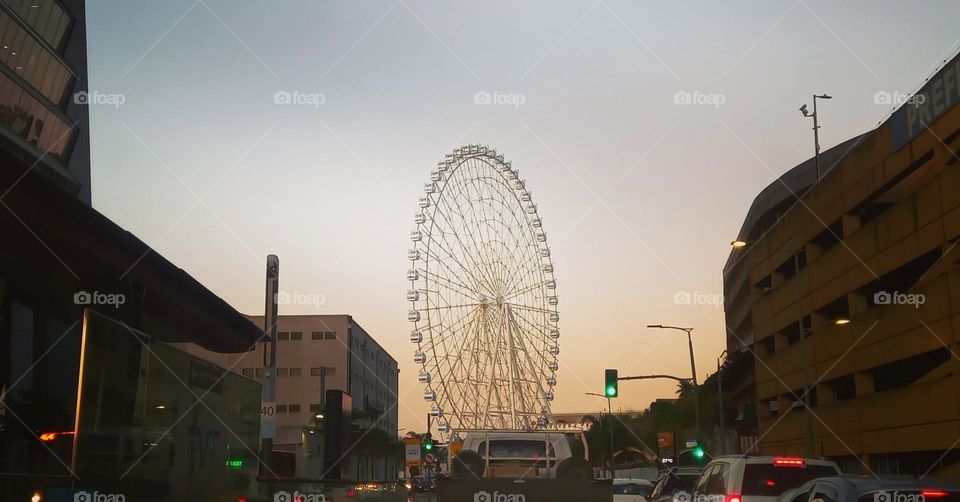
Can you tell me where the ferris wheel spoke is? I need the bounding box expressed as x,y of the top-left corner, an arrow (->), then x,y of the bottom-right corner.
429,193 -> 499,296
444,177 -> 504,294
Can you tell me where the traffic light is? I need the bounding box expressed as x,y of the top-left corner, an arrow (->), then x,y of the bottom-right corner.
693,446 -> 705,459
422,433 -> 434,451
604,369 -> 618,398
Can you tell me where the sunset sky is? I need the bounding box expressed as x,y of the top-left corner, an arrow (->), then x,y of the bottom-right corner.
85,0 -> 960,432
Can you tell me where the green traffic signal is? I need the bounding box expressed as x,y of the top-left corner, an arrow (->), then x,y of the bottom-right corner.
693,447 -> 705,459
604,369 -> 619,398
422,433 -> 434,451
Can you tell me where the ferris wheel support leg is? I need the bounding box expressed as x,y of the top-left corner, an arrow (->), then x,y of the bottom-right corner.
505,303 -> 520,429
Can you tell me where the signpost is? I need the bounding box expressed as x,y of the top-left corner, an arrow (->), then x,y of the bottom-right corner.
260,401 -> 276,439
404,437 -> 422,467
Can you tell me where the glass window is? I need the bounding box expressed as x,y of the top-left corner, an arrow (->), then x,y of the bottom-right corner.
276,368 -> 288,377
241,368 -> 254,377
1,0 -> 72,49
276,404 -> 288,413
0,9 -> 73,103
289,404 -> 301,413
277,332 -> 289,341
289,367 -> 301,377
813,487 -> 837,502
741,465 -> 839,496
325,332 -> 336,340
290,332 -> 303,341
311,331 -> 323,340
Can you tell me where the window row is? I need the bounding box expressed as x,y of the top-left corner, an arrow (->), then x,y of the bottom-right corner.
2,0 -> 72,49
0,11 -> 72,103
0,69 -> 72,158
276,331 -> 337,341
241,366 -> 337,378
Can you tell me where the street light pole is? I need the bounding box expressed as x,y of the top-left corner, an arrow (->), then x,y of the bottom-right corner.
646,325 -> 700,441
717,349 -> 728,455
800,93 -> 832,180
586,392 -> 615,478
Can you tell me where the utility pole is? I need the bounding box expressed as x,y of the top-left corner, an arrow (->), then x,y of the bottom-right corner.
260,255 -> 279,476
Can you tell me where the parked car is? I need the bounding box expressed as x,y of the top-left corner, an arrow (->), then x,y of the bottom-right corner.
776,475 -> 960,502
613,478 -> 655,502
693,456 -> 841,502
650,467 -> 704,502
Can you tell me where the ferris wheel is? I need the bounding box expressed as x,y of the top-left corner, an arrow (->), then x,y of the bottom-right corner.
407,144 -> 560,433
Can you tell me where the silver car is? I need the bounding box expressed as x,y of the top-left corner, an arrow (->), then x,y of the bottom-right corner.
692,456 -> 841,502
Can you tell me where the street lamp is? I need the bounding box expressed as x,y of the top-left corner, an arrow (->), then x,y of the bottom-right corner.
799,93 -> 832,180
586,392 -> 616,478
717,349 -> 728,455
646,324 -> 700,440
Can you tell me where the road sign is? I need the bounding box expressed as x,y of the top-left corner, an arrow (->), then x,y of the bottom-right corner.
404,438 -> 422,466
261,401 -> 276,439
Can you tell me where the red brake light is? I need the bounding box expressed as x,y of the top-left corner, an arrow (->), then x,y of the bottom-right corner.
773,457 -> 806,467
922,492 -> 949,498
765,480 -> 777,486
725,494 -> 742,502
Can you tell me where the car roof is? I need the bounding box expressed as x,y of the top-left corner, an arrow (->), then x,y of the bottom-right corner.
810,476 -> 960,493
708,455 -> 839,466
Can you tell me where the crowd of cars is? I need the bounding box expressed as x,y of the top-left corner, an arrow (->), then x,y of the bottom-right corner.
613,456 -> 960,502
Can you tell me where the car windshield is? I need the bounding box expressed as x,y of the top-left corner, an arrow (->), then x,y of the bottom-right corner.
741,465 -> 838,496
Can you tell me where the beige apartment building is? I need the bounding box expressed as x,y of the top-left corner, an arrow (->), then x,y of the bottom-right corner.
180,314 -> 399,479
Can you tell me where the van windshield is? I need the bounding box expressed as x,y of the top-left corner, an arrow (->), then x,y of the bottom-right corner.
482,440 -> 553,459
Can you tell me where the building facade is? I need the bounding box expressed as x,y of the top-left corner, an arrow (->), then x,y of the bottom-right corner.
182,314 -> 401,480
725,52 -> 960,477
0,0 -> 91,202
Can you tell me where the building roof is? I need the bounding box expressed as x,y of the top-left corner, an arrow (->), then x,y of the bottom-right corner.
0,149 -> 263,353
723,133 -> 869,274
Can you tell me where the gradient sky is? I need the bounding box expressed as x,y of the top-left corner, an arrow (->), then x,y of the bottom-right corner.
85,0 -> 960,433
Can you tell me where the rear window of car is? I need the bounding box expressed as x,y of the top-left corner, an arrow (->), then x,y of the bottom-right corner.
741,464 -> 838,496
613,483 -> 652,495
674,473 -> 700,491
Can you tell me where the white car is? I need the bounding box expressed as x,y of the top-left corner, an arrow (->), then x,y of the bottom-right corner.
692,456 -> 841,502
613,478 -> 654,502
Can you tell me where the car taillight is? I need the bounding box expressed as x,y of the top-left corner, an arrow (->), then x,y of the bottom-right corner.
922,491 -> 949,498
773,457 -> 806,467
725,494 -> 742,502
